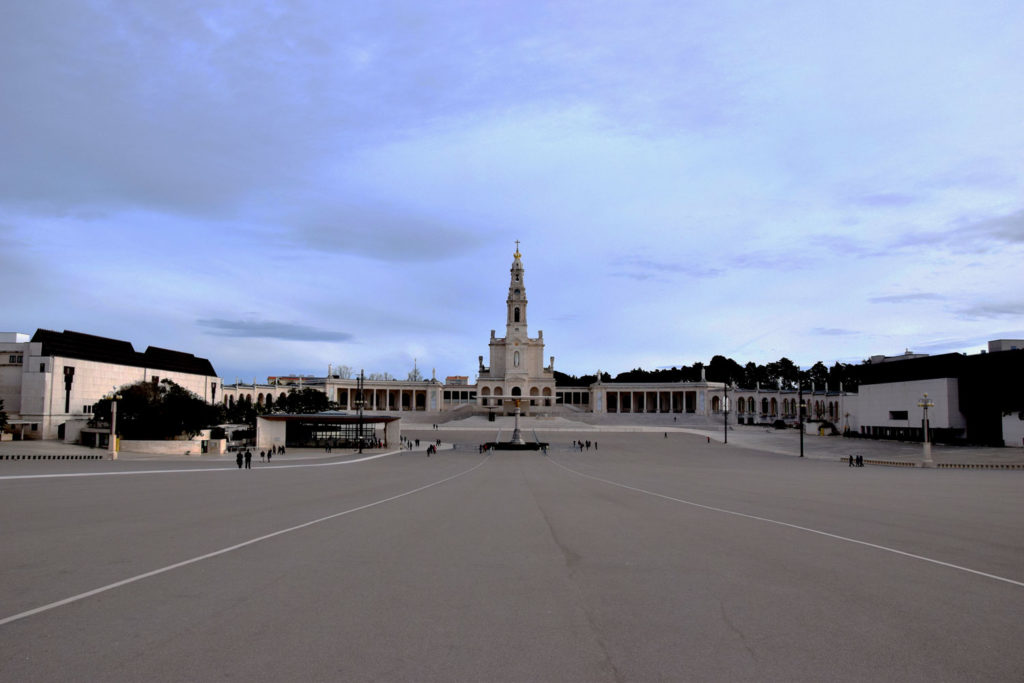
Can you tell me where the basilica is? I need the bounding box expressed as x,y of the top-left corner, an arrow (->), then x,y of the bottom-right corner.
221,245 -> 729,419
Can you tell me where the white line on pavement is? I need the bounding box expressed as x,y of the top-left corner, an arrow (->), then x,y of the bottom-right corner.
0,450 -> 402,480
0,455 -> 491,627
548,458 -> 1024,590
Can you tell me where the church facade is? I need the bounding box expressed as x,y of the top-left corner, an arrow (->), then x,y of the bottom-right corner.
475,245 -> 556,414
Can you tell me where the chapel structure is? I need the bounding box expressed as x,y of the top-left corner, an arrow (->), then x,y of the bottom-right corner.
475,243 -> 556,413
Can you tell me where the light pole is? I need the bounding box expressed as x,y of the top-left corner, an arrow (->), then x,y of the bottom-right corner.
918,392 -> 935,468
723,383 -> 729,444
108,390 -> 121,459
798,382 -> 805,457
356,370 -> 365,453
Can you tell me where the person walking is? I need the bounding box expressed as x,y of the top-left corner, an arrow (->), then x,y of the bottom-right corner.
260,450 -> 265,462
244,449 -> 252,469
849,455 -> 855,467
267,449 -> 272,463
236,450 -> 243,469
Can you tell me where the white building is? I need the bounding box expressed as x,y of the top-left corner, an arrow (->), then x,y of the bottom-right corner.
0,330 -> 220,442
475,245 -> 557,413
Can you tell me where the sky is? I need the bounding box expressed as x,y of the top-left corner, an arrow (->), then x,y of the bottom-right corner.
2,0 -> 1022,384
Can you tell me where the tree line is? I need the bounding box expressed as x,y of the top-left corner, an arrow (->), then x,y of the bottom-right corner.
555,355 -> 861,391
90,380 -> 335,440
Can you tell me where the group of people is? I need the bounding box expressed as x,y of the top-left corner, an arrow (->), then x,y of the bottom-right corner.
572,439 -> 596,451
235,444 -> 284,469
849,454 -> 865,467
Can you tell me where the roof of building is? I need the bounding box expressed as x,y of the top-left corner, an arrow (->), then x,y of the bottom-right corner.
30,329 -> 218,377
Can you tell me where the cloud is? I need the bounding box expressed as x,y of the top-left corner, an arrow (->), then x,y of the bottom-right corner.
954,301 -> 1024,321
285,203 -> 488,262
850,192 -> 921,207
197,318 -> 353,342
965,210 -> 1024,244
610,256 -> 723,281
811,327 -> 857,336
869,293 -> 946,304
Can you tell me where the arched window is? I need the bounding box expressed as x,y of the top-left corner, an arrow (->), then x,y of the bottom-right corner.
761,398 -> 769,414
712,396 -> 721,412
770,398 -> 778,416
529,387 -> 539,396
747,397 -> 755,413
481,387 -> 491,396
514,350 -> 520,367
511,386 -> 522,396
514,288 -> 520,296
737,398 -> 745,414
494,387 -> 503,396
514,307 -> 520,322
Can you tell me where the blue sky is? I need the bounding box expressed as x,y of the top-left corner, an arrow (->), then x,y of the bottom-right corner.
2,0 -> 1022,383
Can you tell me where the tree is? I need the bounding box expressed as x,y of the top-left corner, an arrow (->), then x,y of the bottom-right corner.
92,379 -> 220,440
332,365 -> 353,379
407,365 -> 423,381
806,361 -> 830,390
367,372 -> 393,381
281,387 -> 331,414
707,355 -> 745,385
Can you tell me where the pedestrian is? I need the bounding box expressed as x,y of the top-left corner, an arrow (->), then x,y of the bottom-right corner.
260,450 -> 265,462
594,441 -> 598,450
706,436 -> 710,443
267,449 -> 272,463
849,455 -> 854,467
857,455 -> 864,467
665,432 -> 668,439
236,450 -> 243,469
244,449 -> 252,469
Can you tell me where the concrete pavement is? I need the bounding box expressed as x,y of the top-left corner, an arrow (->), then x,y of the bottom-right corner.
1,431 -> 1022,680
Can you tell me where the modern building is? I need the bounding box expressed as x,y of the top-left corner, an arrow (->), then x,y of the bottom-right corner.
0,329 -> 220,441
852,342 -> 1024,446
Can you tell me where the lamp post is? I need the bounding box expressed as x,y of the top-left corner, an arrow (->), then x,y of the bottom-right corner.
356,370 -> 365,453
798,382 -> 805,457
918,392 -> 935,468
108,391 -> 121,459
723,383 -> 729,444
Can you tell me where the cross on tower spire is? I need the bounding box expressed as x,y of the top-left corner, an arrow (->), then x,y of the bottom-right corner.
514,240 -> 521,257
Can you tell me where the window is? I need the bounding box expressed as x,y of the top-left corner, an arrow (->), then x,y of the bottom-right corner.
8,354 -> 22,364
514,307 -> 520,322
889,410 -> 908,420
39,363 -> 46,372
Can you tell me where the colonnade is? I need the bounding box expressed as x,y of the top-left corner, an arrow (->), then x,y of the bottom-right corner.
335,387 -> 434,412
602,390 -> 698,414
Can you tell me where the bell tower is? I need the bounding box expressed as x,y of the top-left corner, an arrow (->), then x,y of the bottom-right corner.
506,240 -> 527,339
477,241 -> 556,413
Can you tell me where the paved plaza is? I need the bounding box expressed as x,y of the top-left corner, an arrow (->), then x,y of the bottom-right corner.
1,428 -> 1022,681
